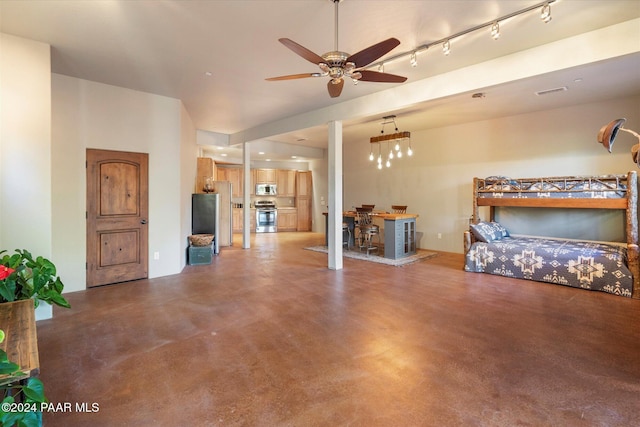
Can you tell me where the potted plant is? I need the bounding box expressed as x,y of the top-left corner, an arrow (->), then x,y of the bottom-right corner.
0,329 -> 46,427
0,249 -> 70,309
0,249 -> 69,426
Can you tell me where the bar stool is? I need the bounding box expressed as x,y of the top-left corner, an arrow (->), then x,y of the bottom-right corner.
342,222 -> 351,250
355,207 -> 380,255
391,205 -> 407,214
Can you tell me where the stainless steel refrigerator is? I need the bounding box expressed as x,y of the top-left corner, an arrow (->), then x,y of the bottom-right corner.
212,181 -> 233,247
192,193 -> 220,255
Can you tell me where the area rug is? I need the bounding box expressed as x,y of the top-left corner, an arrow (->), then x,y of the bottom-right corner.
304,246 -> 437,267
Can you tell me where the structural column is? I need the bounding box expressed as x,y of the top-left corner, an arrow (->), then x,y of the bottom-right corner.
327,120 -> 343,270
242,141 -> 251,249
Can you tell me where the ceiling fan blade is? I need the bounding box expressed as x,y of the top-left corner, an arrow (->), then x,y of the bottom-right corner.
327,79 -> 344,98
266,73 -> 322,81
279,38 -> 325,65
358,70 -> 407,83
347,38 -> 401,68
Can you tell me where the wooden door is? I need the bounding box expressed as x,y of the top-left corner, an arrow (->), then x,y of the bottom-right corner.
86,149 -> 149,287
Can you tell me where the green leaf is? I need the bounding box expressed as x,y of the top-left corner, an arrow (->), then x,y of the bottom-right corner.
22,378 -> 46,403
0,280 -> 16,302
0,361 -> 21,375
17,410 -> 42,427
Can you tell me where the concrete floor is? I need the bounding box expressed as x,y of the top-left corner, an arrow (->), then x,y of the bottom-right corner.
36,232 -> 640,426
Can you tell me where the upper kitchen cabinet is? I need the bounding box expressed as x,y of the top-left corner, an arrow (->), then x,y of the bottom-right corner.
277,170 -> 297,197
196,157 -> 216,193
255,169 -> 277,185
216,166 -> 243,198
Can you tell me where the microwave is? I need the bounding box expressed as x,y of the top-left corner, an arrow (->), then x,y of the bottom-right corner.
256,184 -> 277,196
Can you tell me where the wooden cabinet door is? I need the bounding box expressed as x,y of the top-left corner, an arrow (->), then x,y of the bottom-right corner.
278,210 -> 298,231
297,171 -> 312,197
216,167 -> 228,182
296,171 -> 312,231
256,169 -> 276,184
227,167 -> 243,198
232,209 -> 243,232
196,157 -> 214,193
276,170 -> 296,197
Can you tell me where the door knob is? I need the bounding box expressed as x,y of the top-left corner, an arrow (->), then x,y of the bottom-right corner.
141,219 -> 148,224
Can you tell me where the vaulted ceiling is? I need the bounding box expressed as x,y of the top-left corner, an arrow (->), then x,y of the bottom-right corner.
2,1 -> 639,161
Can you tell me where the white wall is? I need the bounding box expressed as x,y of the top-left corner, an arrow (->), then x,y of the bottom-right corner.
344,95 -> 640,253
0,34 -> 52,257
180,103 -> 198,268
52,74 -> 187,292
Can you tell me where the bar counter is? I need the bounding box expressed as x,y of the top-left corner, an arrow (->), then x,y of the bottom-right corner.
324,211 -> 418,259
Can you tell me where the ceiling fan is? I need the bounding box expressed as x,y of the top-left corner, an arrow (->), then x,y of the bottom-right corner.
266,0 -> 407,98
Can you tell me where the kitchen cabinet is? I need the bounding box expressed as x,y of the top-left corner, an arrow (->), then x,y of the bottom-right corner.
296,171 -> 312,231
256,169 -> 277,184
196,157 -> 215,193
217,166 -> 243,198
277,169 -> 297,197
232,208 -> 256,233
278,208 -> 298,231
232,208 -> 242,233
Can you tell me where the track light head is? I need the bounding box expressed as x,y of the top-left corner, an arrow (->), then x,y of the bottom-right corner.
491,21 -> 500,40
541,2 -> 552,23
442,40 -> 451,56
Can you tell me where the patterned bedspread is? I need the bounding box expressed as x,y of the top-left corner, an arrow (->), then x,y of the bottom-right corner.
464,236 -> 633,297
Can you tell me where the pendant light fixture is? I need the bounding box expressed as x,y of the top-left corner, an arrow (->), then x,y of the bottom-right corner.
369,115 -> 412,169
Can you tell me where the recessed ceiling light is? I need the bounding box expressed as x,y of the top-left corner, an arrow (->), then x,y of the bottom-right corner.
258,151 -> 265,155
574,78 -> 583,83
291,156 -> 297,159
472,92 -> 486,98
266,159 -> 271,162
221,153 -> 227,157
205,71 -> 212,77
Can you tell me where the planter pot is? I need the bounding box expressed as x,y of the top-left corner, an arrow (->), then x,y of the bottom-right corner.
35,300 -> 52,321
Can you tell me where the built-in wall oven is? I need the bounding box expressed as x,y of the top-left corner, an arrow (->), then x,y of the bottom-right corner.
255,200 -> 277,233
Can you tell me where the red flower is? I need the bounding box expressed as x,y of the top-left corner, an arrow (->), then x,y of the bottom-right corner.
0,265 -> 15,280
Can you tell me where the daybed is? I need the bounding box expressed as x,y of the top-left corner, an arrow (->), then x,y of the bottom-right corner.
464,172 -> 639,299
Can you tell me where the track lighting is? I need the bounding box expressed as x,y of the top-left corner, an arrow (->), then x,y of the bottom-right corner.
366,1 -> 557,71
491,21 -> 500,40
442,40 -> 451,56
541,2 -> 552,23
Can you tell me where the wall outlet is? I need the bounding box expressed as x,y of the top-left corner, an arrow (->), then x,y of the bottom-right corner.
153,251 -> 160,260
437,233 -> 442,239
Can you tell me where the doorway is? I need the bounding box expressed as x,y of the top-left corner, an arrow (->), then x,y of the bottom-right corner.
86,149 -> 149,287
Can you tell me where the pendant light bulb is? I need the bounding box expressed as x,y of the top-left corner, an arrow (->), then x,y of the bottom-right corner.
369,151 -> 374,161
397,150 -> 403,159
407,146 -> 413,156
377,163 -> 382,170
394,142 -> 400,151
386,159 -> 391,168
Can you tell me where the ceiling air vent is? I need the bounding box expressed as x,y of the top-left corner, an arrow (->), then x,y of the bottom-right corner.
535,86 -> 568,96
